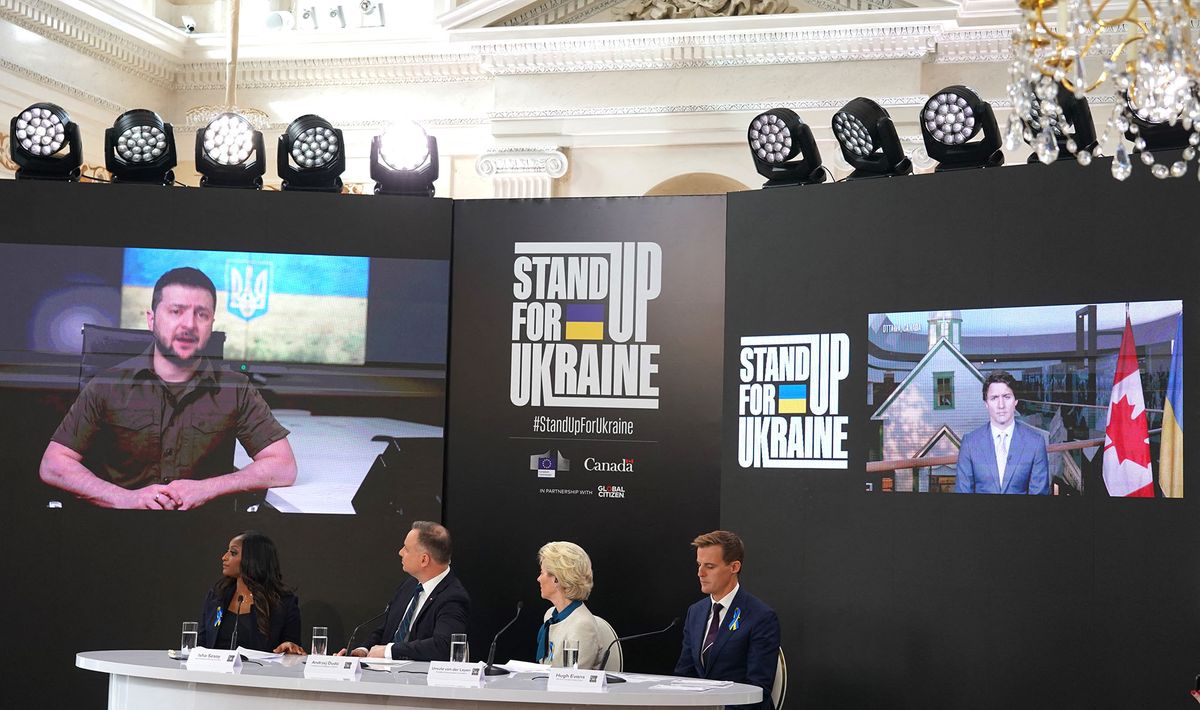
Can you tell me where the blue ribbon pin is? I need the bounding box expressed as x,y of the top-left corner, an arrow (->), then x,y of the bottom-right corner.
214,607 -> 223,627
728,608 -> 741,632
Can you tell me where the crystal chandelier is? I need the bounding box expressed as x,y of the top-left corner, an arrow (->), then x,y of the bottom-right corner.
1007,0 -> 1200,180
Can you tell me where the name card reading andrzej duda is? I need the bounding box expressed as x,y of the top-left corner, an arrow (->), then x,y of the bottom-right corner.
426,661 -> 485,687
547,667 -> 607,692
304,655 -> 362,681
185,647 -> 241,673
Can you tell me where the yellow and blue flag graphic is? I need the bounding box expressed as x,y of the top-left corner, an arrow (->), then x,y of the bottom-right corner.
778,384 -> 807,414
565,304 -> 604,341
1159,313 -> 1183,498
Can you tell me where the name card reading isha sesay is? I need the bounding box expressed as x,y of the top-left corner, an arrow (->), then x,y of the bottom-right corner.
185,647 -> 242,673
304,655 -> 362,681
427,661 -> 486,687
547,668 -> 607,692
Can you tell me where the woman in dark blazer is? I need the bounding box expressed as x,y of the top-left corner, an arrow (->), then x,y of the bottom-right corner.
199,530 -> 304,654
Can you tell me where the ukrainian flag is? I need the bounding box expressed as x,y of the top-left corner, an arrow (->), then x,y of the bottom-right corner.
778,384 -> 808,414
1159,313 -> 1183,498
565,304 -> 604,341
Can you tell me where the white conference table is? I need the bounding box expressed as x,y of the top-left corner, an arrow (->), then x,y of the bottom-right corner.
77,650 -> 761,710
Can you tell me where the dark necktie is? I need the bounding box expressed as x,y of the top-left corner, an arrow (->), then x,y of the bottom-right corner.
701,602 -> 723,668
392,583 -> 424,644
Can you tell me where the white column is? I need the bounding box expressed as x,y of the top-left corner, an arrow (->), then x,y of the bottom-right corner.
475,148 -> 568,198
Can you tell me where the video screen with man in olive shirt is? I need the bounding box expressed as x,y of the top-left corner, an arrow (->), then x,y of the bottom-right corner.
0,242 -> 449,516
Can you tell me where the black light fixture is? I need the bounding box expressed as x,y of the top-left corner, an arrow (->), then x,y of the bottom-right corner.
1124,91 -> 1193,153
920,85 -> 1003,171
370,121 -> 438,196
9,102 -> 82,181
1022,83 -> 1097,164
278,114 -> 345,192
104,109 -> 177,184
831,97 -> 912,179
746,108 -> 825,187
195,112 -> 265,189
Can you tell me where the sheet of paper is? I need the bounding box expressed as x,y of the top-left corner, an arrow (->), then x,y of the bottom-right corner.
236,647 -> 284,662
648,684 -> 712,692
499,660 -> 547,672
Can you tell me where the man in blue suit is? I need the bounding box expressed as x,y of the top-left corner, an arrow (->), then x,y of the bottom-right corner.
955,370 -> 1050,495
675,530 -> 779,710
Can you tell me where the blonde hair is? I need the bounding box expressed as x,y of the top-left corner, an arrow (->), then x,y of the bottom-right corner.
538,541 -> 594,601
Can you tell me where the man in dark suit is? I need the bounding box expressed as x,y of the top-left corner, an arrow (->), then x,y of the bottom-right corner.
675,530 -> 780,710
344,521 -> 470,661
955,370 -> 1050,495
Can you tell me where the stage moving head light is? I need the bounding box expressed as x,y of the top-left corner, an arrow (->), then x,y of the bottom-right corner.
370,121 -> 439,197
1021,82 -> 1097,165
921,85 -> 1004,171
105,109 -> 177,185
278,115 -> 345,192
831,97 -> 912,179
195,112 -> 266,189
9,102 -> 83,181
747,108 -> 826,187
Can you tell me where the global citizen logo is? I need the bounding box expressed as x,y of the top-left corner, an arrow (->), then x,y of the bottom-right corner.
530,450 -> 570,479
737,333 -> 850,469
510,241 -> 662,410
597,485 -> 626,499
583,456 -> 634,473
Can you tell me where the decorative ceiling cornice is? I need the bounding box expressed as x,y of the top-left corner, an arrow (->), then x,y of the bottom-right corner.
173,54 -> 486,91
0,0 -> 177,87
0,0 -> 1036,92
488,95 -> 937,120
0,57 -> 126,113
498,0 -> 628,26
475,23 -> 940,74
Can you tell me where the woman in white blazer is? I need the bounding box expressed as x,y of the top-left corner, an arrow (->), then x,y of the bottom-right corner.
534,541 -> 602,669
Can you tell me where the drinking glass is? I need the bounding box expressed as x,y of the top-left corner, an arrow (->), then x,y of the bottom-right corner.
450,633 -> 468,663
561,639 -> 580,669
180,621 -> 198,657
311,626 -> 329,656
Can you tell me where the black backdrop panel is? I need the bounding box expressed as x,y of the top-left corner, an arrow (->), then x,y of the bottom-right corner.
0,179 -> 451,705
446,196 -> 726,673
723,162 -> 1199,710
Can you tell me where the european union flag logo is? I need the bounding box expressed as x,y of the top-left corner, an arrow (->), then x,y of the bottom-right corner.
565,304 -> 604,341
778,384 -> 807,414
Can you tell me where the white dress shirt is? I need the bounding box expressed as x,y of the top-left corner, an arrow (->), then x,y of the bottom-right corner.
704,583 -> 740,646
380,566 -> 452,657
990,422 -> 1015,487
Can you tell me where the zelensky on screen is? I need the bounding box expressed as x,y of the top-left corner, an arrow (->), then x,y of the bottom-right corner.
510,241 -> 662,409
737,333 -> 851,469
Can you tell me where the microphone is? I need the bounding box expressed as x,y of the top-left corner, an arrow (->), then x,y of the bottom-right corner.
598,617 -> 679,684
229,594 -> 244,651
483,601 -> 524,676
343,602 -> 391,657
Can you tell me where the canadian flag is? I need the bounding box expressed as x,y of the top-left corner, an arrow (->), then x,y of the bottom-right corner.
1102,316 -> 1154,497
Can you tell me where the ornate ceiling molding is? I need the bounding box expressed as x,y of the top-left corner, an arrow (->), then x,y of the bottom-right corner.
0,0 -> 177,87
0,0 -> 1030,92
474,23 -> 940,73
498,0 -> 628,26
173,54 -> 486,91
488,95 -> 933,119
180,116 -> 489,132
0,57 -> 126,113
933,27 -> 1014,63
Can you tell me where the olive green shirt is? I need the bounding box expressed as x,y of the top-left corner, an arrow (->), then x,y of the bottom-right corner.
51,350 -> 289,490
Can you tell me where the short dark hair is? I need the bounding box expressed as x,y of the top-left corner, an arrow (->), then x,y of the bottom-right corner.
691,530 -> 744,565
152,267 -> 217,312
981,370 -> 1018,400
412,521 -> 452,565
